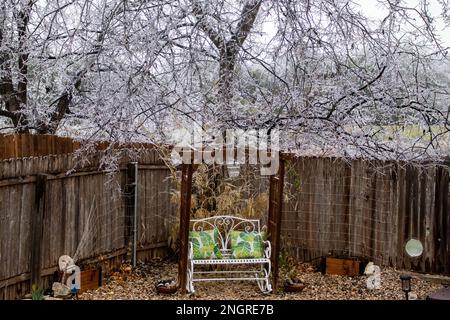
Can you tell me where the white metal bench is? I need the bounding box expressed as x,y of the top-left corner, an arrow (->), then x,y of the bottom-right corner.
186,215 -> 272,293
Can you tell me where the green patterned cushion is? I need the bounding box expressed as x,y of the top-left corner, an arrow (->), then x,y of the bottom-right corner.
189,228 -> 222,259
230,231 -> 264,259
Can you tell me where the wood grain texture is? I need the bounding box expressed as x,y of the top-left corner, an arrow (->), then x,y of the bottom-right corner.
79,269 -> 101,293
325,257 -> 361,276
281,157 -> 450,276
0,149 -> 174,299
0,134 -> 158,160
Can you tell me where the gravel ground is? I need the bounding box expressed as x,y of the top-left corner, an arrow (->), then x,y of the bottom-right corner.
79,258 -> 441,300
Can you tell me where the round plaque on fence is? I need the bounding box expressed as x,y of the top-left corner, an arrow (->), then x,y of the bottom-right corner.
405,239 -> 423,258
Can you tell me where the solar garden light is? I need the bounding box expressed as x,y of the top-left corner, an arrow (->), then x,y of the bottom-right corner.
400,274 -> 412,300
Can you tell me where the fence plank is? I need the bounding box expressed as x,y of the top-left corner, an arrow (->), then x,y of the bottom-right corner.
10,184 -> 22,281
30,175 -> 46,288
435,166 -> 450,274
137,168 -> 147,247
0,187 -> 10,282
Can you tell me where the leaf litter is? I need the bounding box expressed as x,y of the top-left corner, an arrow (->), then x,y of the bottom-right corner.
79,259 -> 442,300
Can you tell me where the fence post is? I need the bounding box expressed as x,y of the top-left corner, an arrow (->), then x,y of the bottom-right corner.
125,162 -> 138,268
268,156 -> 285,293
30,174 -> 47,289
178,163 -> 194,294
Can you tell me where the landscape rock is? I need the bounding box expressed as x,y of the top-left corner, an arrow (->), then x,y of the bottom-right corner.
52,282 -> 72,299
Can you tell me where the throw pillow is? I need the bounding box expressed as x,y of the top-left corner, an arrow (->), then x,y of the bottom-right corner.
230,231 -> 264,259
189,228 -> 222,259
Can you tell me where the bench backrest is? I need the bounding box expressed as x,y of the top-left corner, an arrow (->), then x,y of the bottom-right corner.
190,215 -> 261,257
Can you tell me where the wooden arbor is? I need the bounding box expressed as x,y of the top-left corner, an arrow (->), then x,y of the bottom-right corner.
177,151 -> 286,294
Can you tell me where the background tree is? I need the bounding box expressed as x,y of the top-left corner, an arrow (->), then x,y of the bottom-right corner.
0,0 -> 448,161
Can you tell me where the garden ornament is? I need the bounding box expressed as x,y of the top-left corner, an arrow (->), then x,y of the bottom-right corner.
364,262 -> 381,290
57,255 -> 80,295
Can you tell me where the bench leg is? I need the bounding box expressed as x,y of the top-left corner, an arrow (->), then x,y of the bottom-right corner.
265,260 -> 272,293
265,266 -> 272,293
186,260 -> 195,293
256,263 -> 272,294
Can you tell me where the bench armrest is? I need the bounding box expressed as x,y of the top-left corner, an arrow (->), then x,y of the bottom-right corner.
263,240 -> 271,259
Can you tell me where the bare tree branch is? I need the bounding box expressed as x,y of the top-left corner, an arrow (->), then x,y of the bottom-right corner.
231,0 -> 262,47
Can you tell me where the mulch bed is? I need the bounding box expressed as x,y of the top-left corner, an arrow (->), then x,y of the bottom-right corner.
79,258 -> 441,300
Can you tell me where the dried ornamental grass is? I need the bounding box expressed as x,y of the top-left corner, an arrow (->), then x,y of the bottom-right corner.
216,184 -> 242,214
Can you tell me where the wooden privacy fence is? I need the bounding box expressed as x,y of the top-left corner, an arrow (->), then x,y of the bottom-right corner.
0,134 -> 158,160
282,157 -> 450,275
0,134 -> 81,159
0,150 -> 176,300
1,148 -> 449,299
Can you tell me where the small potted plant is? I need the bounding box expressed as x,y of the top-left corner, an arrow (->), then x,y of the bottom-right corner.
155,278 -> 178,294
278,247 -> 306,293
31,284 -> 44,300
283,269 -> 305,293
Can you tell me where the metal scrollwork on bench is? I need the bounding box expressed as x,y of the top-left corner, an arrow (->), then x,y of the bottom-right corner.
187,215 -> 271,294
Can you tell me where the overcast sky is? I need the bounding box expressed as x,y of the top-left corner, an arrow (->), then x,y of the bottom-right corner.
355,0 -> 450,46
261,0 -> 450,48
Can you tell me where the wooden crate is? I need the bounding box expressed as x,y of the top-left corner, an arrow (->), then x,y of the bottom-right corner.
79,269 -> 102,293
325,257 -> 362,276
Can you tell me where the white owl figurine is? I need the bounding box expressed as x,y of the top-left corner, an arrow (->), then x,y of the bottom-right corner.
364,262 -> 381,290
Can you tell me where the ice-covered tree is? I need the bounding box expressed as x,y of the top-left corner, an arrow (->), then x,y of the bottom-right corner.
0,0 -> 448,160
